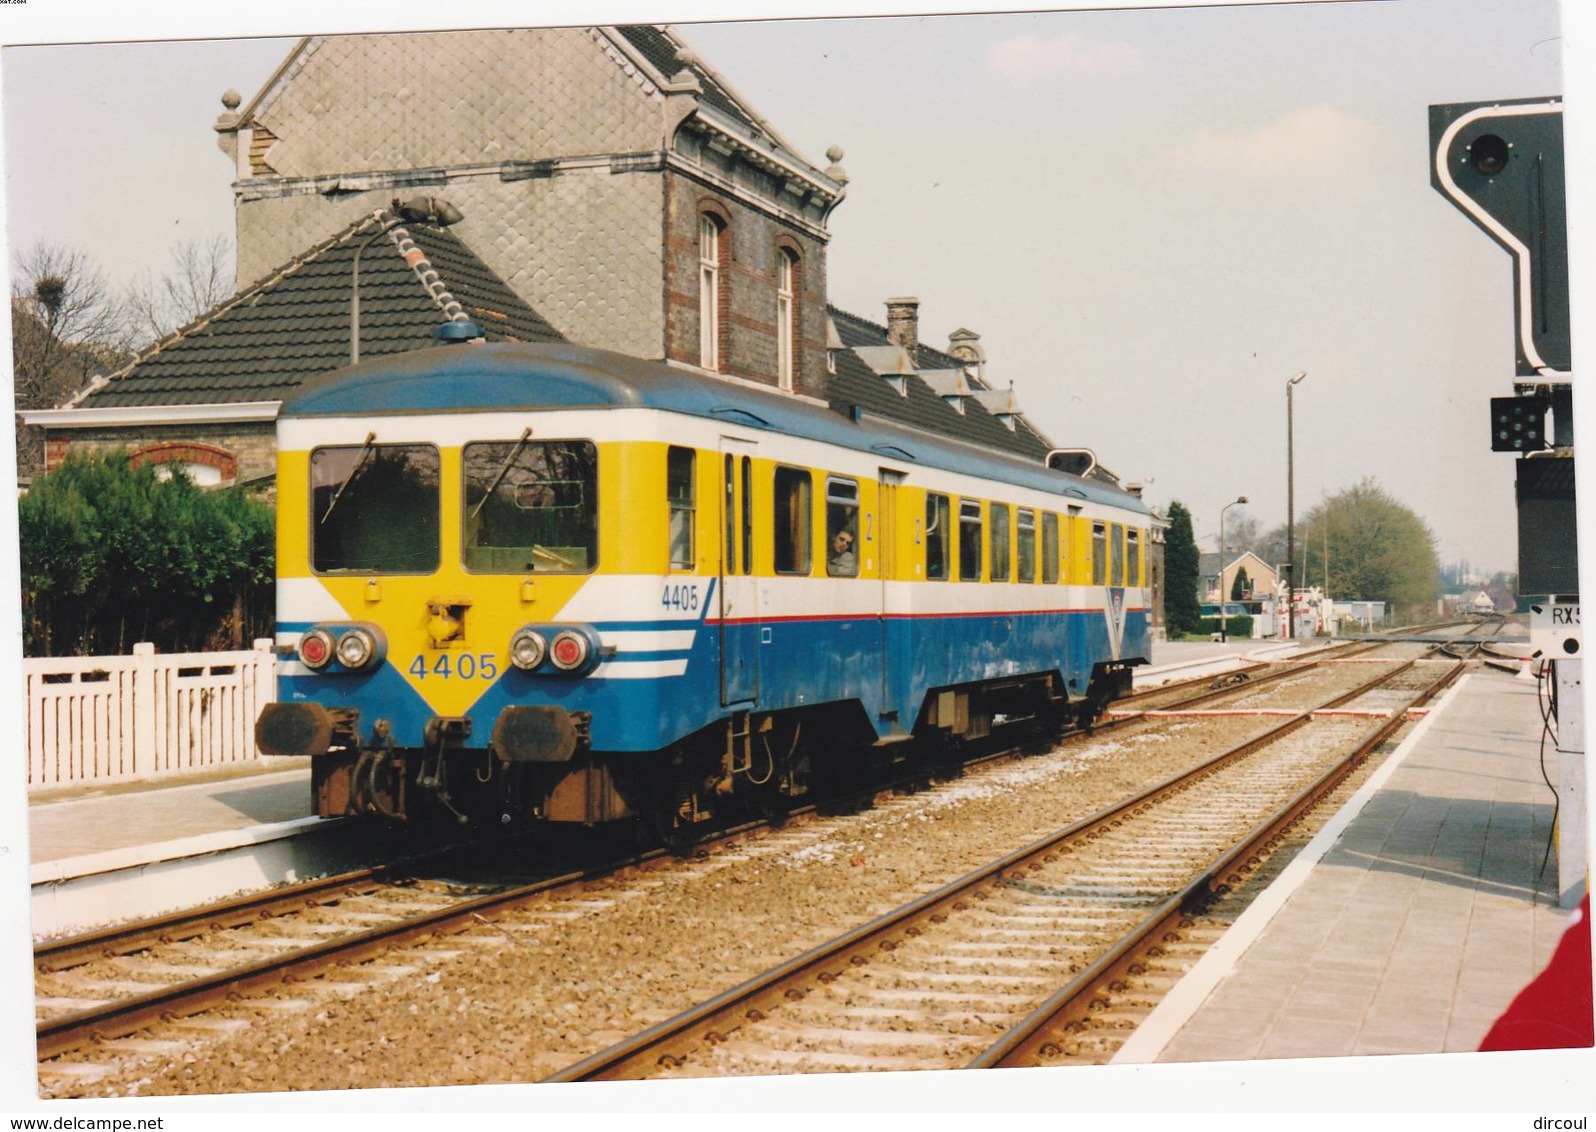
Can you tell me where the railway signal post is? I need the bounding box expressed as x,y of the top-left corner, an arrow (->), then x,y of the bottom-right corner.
1431,96 -> 1583,907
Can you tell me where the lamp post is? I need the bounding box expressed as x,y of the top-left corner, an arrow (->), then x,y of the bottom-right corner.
1219,495 -> 1248,643
1285,371 -> 1307,640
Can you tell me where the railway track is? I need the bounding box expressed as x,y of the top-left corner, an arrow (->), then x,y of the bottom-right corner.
35,635 -> 1466,1090
544,655 -> 1462,1080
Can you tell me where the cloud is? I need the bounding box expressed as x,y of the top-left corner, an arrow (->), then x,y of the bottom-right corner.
986,32 -> 1142,78
1167,104 -> 1381,180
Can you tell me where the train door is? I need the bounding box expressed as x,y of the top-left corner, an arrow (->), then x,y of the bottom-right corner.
878,469 -> 906,728
719,438 -> 759,705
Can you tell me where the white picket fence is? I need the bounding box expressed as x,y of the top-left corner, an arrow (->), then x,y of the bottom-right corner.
25,640 -> 278,789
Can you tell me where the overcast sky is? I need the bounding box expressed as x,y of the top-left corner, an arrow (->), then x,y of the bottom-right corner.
0,0 -> 1580,577
0,0 -> 1591,1117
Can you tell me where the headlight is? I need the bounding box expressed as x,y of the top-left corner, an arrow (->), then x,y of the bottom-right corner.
510,628 -> 548,671
336,626 -> 378,671
548,629 -> 592,673
299,628 -> 335,670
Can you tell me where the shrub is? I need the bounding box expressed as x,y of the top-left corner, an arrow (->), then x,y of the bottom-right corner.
19,451 -> 274,656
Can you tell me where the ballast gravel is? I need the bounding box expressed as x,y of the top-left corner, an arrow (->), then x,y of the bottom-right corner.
44,664 -> 1437,1098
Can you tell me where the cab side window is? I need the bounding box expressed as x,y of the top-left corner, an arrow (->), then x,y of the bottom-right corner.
668,446 -> 694,570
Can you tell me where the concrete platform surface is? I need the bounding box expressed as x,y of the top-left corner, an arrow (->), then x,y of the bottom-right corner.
1116,669 -> 1583,1065
27,760 -> 314,868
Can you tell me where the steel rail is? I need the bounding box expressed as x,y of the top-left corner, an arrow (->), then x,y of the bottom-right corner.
36,867 -> 399,974
34,845 -> 680,1061
969,657 -> 1465,1068
541,655 -> 1437,1083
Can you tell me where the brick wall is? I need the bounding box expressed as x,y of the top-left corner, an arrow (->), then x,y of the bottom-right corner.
663,170 -> 828,398
46,423 -> 277,490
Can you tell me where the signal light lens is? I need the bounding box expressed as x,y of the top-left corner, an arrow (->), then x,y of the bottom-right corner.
549,630 -> 591,673
299,628 -> 334,670
335,627 -> 378,671
510,628 -> 548,671
1469,133 -> 1510,176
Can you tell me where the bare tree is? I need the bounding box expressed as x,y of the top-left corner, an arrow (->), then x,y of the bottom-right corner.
11,243 -> 131,410
123,235 -> 235,346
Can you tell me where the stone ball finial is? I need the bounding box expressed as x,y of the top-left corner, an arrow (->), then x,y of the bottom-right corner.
221,89 -> 242,110
826,145 -> 845,163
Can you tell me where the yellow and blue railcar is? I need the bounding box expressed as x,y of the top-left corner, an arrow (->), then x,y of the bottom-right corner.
256,340 -> 1152,829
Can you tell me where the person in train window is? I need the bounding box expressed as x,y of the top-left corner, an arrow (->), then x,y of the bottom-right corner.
828,527 -> 857,576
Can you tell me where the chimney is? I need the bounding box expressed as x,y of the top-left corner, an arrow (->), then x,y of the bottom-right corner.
885,296 -> 920,360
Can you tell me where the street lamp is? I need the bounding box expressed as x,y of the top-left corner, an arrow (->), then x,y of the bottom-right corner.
1219,495 -> 1248,643
1285,371 -> 1307,640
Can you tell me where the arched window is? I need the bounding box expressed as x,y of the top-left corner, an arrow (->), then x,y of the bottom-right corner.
777,246 -> 799,391
699,212 -> 725,371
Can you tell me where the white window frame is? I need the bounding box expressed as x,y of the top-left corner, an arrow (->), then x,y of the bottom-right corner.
777,249 -> 795,390
699,214 -> 721,371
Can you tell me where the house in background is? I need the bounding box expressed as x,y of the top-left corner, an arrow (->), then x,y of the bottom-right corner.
24,205 -> 563,486
26,25 -> 1055,482
1199,549 -> 1278,605
213,25 -> 842,400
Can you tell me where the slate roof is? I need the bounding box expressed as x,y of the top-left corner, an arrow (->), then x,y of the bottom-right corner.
824,306 -> 1053,462
613,25 -> 755,130
77,210 -> 564,410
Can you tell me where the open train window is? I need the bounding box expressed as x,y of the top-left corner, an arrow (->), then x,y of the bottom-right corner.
989,504 -> 1011,582
1017,508 -> 1036,583
773,466 -> 812,574
312,441 -> 440,574
1041,512 -> 1059,584
1127,527 -> 1142,587
668,446 -> 695,571
1092,521 -> 1107,586
925,493 -> 951,581
958,499 -> 983,581
1111,523 -> 1125,586
825,476 -> 859,577
462,438 -> 598,573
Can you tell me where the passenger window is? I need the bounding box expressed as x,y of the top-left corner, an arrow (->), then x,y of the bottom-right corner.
1041,512 -> 1059,584
1092,522 -> 1107,586
1111,523 -> 1125,586
1017,508 -> 1036,583
668,446 -> 694,570
958,500 -> 983,581
826,477 -> 859,577
1127,528 -> 1142,587
926,493 -> 951,581
989,504 -> 1011,582
773,466 -> 812,574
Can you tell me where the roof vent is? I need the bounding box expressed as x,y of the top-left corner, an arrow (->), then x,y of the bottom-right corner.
432,319 -> 484,345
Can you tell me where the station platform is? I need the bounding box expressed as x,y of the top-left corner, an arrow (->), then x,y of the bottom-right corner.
27,760 -> 315,875
1115,667 -> 1587,1064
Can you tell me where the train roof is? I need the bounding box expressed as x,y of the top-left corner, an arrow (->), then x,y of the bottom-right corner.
280,341 -> 1149,515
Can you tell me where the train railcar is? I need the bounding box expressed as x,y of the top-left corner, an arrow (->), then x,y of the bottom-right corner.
255,336 -> 1153,831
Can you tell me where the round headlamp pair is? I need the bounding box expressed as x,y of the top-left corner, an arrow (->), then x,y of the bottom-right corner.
298,624 -> 383,673
510,626 -> 597,674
